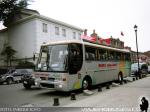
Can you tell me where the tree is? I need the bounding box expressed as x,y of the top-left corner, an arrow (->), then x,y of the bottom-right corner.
0,0 -> 31,27
1,45 -> 17,66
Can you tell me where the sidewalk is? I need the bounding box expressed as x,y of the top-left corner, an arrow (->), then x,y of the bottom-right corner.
63,75 -> 150,110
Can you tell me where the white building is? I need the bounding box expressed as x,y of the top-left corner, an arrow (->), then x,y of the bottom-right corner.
0,9 -> 84,66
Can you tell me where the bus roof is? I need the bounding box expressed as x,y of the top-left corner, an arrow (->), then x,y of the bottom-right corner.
42,40 -> 130,53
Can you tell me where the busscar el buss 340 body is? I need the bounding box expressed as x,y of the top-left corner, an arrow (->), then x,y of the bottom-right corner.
30,40 -> 131,91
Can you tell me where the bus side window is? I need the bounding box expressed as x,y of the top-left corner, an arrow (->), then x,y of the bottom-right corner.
89,53 -> 95,60
109,51 -> 114,60
125,53 -> 131,61
85,46 -> 96,61
120,53 -> 125,60
85,53 -> 89,60
103,51 -> 108,60
116,52 -> 121,60
99,49 -> 105,61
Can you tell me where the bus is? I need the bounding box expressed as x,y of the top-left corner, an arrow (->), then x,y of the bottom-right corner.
33,40 -> 131,91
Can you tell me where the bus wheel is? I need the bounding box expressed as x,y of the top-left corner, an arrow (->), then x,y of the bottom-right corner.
82,78 -> 92,90
118,71 -> 123,82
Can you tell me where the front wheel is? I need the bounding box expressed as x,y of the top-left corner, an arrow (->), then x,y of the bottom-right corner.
82,78 -> 92,90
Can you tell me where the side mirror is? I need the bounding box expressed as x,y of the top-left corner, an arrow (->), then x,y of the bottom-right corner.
33,54 -> 35,61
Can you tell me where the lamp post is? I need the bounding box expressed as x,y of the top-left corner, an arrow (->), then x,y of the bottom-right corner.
134,25 -> 140,77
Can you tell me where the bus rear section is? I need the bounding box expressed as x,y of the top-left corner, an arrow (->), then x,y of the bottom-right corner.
81,43 -> 131,87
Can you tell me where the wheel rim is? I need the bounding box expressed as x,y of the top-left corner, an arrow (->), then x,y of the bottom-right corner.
83,80 -> 89,89
119,75 -> 122,81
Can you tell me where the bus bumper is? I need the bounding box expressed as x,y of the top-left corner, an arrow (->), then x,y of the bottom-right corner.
38,80 -> 68,91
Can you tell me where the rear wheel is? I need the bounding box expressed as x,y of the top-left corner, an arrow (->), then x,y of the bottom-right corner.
118,71 -> 123,82
23,83 -> 31,89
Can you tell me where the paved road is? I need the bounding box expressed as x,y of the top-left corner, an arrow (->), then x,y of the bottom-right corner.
0,83 -> 61,107
0,75 -> 150,112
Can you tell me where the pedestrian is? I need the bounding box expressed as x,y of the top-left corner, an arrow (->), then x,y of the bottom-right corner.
140,97 -> 149,112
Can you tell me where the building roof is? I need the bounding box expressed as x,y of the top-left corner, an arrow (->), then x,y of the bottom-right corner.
11,13 -> 84,32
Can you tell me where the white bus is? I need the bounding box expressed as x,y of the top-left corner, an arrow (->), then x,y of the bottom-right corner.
33,40 -> 131,91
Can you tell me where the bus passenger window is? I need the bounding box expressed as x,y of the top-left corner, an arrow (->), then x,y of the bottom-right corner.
116,52 -> 121,60
108,51 -> 115,60
85,53 -> 89,60
120,53 -> 125,60
125,53 -> 131,61
89,53 -> 95,60
85,46 -> 96,61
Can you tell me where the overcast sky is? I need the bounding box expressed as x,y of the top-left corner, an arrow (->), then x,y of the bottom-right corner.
1,0 -> 150,52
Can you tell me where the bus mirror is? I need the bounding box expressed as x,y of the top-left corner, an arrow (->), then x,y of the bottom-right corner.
33,54 -> 35,61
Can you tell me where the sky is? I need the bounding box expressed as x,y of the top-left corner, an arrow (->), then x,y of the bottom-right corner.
1,0 -> 150,52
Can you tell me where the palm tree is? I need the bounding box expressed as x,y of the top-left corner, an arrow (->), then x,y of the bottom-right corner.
1,45 -> 17,66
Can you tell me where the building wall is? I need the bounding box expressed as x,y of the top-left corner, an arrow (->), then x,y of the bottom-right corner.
8,18 -> 37,59
7,17 -> 83,60
0,14 -> 83,67
35,18 -> 82,53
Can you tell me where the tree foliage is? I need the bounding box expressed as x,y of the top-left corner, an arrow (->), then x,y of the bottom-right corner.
1,45 -> 17,66
0,0 -> 31,26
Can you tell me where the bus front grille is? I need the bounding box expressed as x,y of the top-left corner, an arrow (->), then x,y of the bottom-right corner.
40,83 -> 54,88
40,77 -> 55,81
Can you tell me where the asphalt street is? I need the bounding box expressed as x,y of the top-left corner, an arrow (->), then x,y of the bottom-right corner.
0,75 -> 150,112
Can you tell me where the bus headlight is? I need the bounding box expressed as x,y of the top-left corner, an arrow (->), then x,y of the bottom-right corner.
58,84 -> 63,88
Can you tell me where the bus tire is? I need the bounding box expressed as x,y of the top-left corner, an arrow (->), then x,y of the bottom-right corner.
118,71 -> 123,82
82,76 -> 92,90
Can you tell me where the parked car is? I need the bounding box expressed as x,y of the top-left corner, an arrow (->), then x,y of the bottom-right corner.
21,69 -> 40,89
0,68 -> 28,85
0,68 -> 9,84
131,63 -> 148,76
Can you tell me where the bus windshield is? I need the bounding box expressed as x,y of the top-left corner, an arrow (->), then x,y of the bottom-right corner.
36,44 -> 68,72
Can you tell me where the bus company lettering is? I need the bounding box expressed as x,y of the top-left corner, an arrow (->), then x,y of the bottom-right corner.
34,72 -> 49,77
98,63 -> 117,68
98,64 -> 106,68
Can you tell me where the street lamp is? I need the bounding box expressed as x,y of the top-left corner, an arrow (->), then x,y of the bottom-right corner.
134,25 -> 140,76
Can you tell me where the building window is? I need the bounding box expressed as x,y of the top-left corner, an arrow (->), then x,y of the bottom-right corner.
78,33 -> 81,40
55,26 -> 59,35
62,29 -> 66,37
42,23 -> 47,33
73,32 -> 76,39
